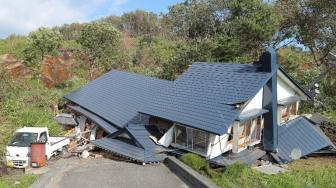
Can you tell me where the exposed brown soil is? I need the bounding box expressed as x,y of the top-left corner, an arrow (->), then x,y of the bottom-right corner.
40,54 -> 75,88
0,54 -> 32,79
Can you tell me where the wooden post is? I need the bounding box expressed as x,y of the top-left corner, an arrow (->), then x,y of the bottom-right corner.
232,121 -> 240,153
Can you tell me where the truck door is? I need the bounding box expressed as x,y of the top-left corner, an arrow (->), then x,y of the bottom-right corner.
38,132 -> 50,159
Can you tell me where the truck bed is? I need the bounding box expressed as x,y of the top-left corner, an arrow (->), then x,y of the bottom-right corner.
49,136 -> 68,145
46,136 -> 70,159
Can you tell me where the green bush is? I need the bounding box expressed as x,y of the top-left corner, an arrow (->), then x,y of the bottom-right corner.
0,175 -> 37,188
180,153 -> 207,171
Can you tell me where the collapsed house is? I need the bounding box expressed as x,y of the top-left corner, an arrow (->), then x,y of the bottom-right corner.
62,48 -> 334,165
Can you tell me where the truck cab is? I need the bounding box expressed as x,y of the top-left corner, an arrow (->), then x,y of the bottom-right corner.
6,127 -> 69,168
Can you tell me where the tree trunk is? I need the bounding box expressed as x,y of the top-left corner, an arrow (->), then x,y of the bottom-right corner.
87,60 -> 96,81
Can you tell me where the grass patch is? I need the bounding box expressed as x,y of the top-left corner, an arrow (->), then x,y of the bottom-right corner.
324,111 -> 336,123
0,69 -> 86,154
0,174 -> 37,188
180,153 -> 207,171
180,153 -> 336,188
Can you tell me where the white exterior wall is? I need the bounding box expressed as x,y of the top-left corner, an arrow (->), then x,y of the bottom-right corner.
207,127 -> 232,159
242,88 -> 263,112
243,74 -> 299,114
158,73 -> 304,158
277,77 -> 296,100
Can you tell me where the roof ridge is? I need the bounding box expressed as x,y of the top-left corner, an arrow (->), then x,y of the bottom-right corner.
109,69 -> 172,83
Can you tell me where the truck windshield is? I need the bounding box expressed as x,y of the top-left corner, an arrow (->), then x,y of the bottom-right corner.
8,132 -> 38,147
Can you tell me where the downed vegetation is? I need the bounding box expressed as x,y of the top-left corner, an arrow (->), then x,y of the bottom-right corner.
180,153 -> 336,188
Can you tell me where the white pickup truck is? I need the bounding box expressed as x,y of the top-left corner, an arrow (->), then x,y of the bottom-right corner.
6,127 -> 70,168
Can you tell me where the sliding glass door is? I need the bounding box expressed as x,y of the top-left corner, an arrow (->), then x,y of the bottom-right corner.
173,124 -> 210,155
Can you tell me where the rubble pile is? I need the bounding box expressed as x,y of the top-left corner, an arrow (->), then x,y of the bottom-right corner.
0,54 -> 32,79
54,112 -> 106,157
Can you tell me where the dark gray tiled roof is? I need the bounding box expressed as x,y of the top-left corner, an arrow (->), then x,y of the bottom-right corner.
237,109 -> 269,121
126,124 -> 166,153
91,137 -> 146,162
65,71 -> 172,128
278,96 -> 301,106
276,117 -> 333,163
67,105 -> 118,134
141,63 -> 274,135
91,137 -> 166,163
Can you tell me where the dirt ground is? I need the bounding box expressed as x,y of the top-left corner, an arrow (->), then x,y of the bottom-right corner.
31,157 -> 189,188
288,156 -> 336,170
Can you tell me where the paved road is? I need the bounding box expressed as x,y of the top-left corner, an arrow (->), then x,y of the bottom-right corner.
31,157 -> 189,188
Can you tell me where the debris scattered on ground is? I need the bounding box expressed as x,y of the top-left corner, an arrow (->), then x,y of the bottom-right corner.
53,110 -> 108,159
253,164 -> 289,175
304,113 -> 330,125
81,150 -> 90,159
0,54 -> 32,79
54,113 -> 77,126
260,160 -> 271,166
40,54 -> 75,88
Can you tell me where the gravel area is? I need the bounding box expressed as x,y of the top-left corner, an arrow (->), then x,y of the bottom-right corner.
31,157 -> 189,188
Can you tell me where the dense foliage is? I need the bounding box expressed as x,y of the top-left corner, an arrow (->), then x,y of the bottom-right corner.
275,0 -> 336,65
24,28 -> 63,66
77,22 -> 121,80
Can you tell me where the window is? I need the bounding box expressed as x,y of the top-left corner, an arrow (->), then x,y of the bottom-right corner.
8,132 -> 38,147
191,129 -> 209,154
175,125 -> 187,147
173,125 -> 210,155
39,132 -> 48,143
239,120 -> 252,139
233,116 -> 263,152
279,103 -> 297,124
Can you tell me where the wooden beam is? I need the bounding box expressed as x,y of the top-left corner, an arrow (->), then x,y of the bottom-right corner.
232,121 -> 240,153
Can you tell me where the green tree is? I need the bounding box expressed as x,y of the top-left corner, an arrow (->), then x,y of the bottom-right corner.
77,22 -> 121,80
275,0 -> 336,65
24,28 -> 63,65
163,0 -> 277,62
53,23 -> 83,41
160,0 -> 277,79
162,1 -> 217,39
117,10 -> 160,37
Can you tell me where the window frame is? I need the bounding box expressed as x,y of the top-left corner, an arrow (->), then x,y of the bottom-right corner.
172,124 -> 211,156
